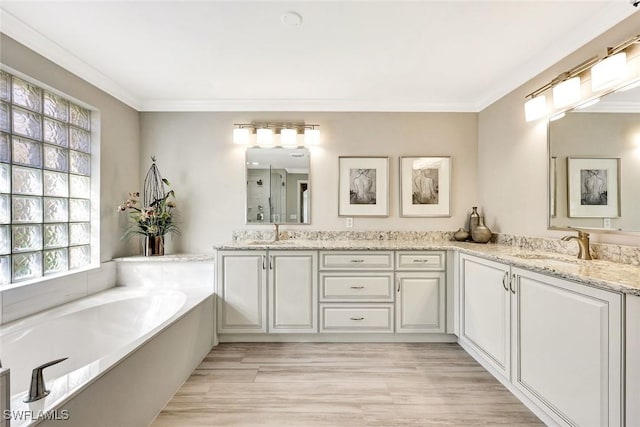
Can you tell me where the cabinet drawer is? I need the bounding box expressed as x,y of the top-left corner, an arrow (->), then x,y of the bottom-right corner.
396,251 -> 446,270
319,251 -> 394,270
320,304 -> 394,333
320,272 -> 394,302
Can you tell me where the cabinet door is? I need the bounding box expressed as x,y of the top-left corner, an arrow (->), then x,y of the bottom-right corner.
217,251 -> 267,333
396,271 -> 445,333
269,251 -> 318,333
459,254 -> 511,377
512,268 -> 622,427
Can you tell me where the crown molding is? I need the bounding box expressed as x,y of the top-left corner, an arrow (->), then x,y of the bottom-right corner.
0,8 -> 141,110
474,4 -> 639,112
138,99 -> 477,112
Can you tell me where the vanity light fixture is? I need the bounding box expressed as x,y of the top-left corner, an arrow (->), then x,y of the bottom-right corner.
256,127 -> 274,146
523,33 -> 639,122
591,52 -> 627,91
233,126 -> 251,145
552,76 -> 582,108
280,127 -> 298,146
232,122 -> 320,147
524,95 -> 548,122
304,126 -> 320,145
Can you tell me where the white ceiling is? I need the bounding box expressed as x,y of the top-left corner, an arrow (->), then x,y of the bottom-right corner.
0,1 -> 638,112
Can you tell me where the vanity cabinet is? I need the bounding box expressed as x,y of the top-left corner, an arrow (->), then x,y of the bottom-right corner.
217,250 -> 317,334
268,250 -> 318,333
458,253 -> 623,427
395,251 -> 446,333
319,251 -> 395,333
217,250 -> 267,333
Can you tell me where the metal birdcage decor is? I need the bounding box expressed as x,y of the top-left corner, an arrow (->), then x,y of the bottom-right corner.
118,156 -> 179,256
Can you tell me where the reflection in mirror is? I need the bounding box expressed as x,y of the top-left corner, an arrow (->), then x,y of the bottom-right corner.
246,147 -> 310,224
549,81 -> 640,232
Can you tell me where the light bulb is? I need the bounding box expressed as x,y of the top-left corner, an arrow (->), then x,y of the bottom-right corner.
304,128 -> 320,145
280,128 -> 297,146
256,128 -> 274,146
524,95 -> 548,122
233,127 -> 250,145
591,52 -> 627,92
553,77 -> 581,108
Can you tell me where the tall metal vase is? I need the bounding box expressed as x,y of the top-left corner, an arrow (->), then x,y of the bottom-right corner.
469,206 -> 480,237
144,235 -> 165,256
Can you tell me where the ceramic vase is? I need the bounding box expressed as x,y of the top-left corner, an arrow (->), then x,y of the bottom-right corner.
453,228 -> 470,242
471,216 -> 492,243
469,206 -> 480,237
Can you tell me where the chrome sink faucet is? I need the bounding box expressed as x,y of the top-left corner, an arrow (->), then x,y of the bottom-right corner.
273,223 -> 279,242
561,230 -> 592,260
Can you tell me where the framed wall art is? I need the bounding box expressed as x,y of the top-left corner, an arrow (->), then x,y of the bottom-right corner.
567,157 -> 620,218
399,156 -> 451,217
338,156 -> 389,217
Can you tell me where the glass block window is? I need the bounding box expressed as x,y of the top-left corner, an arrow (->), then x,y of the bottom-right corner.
0,69 -> 93,284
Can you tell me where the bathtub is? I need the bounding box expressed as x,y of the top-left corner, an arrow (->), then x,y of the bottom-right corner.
1,278 -> 214,427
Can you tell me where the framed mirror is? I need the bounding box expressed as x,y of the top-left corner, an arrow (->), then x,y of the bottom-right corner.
246,147 -> 310,224
548,81 -> 640,232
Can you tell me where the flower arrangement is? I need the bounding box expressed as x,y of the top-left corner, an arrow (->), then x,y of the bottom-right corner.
118,157 -> 180,242
117,187 -> 179,239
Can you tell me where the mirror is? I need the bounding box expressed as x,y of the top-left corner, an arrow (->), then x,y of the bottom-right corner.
246,147 -> 310,224
548,81 -> 640,232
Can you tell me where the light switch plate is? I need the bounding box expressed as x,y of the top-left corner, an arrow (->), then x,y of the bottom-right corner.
346,217 -> 353,228
603,218 -> 612,228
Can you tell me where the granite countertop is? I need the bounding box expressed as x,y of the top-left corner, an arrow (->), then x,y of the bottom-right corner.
215,239 -> 640,296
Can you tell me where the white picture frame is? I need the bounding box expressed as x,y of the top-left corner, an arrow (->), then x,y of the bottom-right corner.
400,156 -> 451,217
338,156 -> 389,217
567,157 -> 620,218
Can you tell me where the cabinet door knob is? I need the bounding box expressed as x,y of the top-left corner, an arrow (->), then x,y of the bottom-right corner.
269,255 -> 273,270
262,256 -> 266,270
397,278 -> 401,292
350,285 -> 365,289
510,273 -> 517,294
350,316 -> 365,321
502,272 -> 509,292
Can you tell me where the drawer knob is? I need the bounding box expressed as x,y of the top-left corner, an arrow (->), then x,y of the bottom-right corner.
350,285 -> 365,289
350,316 -> 365,321
350,259 -> 365,263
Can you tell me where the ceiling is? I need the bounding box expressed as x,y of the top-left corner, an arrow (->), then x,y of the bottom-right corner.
0,1 -> 638,112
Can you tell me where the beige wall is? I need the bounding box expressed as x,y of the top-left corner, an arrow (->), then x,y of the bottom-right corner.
0,34 -> 141,260
477,12 -> 640,247
140,112 -> 478,252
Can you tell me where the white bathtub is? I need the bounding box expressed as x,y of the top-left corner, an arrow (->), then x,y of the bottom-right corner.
0,276 -> 214,427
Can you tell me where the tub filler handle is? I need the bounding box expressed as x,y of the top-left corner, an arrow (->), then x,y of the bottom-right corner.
24,357 -> 68,403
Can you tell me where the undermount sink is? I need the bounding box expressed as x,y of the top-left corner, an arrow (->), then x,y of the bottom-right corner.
244,240 -> 290,245
511,252 -> 578,264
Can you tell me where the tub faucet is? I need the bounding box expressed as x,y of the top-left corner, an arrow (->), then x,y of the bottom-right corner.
24,357 -> 67,403
561,230 -> 592,260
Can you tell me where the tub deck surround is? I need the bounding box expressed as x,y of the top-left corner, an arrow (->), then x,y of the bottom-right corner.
215,231 -> 640,295
1,256 -> 215,427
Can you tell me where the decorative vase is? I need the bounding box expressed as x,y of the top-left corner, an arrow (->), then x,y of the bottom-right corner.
144,235 -> 165,256
453,228 -> 470,242
471,216 -> 492,243
469,206 -> 480,237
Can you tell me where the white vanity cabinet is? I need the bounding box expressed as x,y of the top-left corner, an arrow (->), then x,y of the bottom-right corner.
217,250 -> 317,334
458,253 -> 623,427
217,250 -> 268,333
395,251 -> 446,333
458,254 -> 510,376
319,251 -> 395,333
268,250 -> 318,333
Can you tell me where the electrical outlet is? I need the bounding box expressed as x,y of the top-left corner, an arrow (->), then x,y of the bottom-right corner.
346,217 -> 353,228
603,218 -> 612,228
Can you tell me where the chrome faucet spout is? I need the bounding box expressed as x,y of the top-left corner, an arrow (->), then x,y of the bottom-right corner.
24,357 -> 68,403
273,223 -> 279,242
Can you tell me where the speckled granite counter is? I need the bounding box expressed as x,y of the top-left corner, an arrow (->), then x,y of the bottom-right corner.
214,238 -> 640,296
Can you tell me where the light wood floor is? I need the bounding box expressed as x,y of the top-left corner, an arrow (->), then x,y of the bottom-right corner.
151,343 -> 543,426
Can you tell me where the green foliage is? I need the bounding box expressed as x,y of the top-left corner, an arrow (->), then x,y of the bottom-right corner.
118,185 -> 180,239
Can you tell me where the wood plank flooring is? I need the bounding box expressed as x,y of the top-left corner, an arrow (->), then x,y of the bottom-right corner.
151,343 -> 543,426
